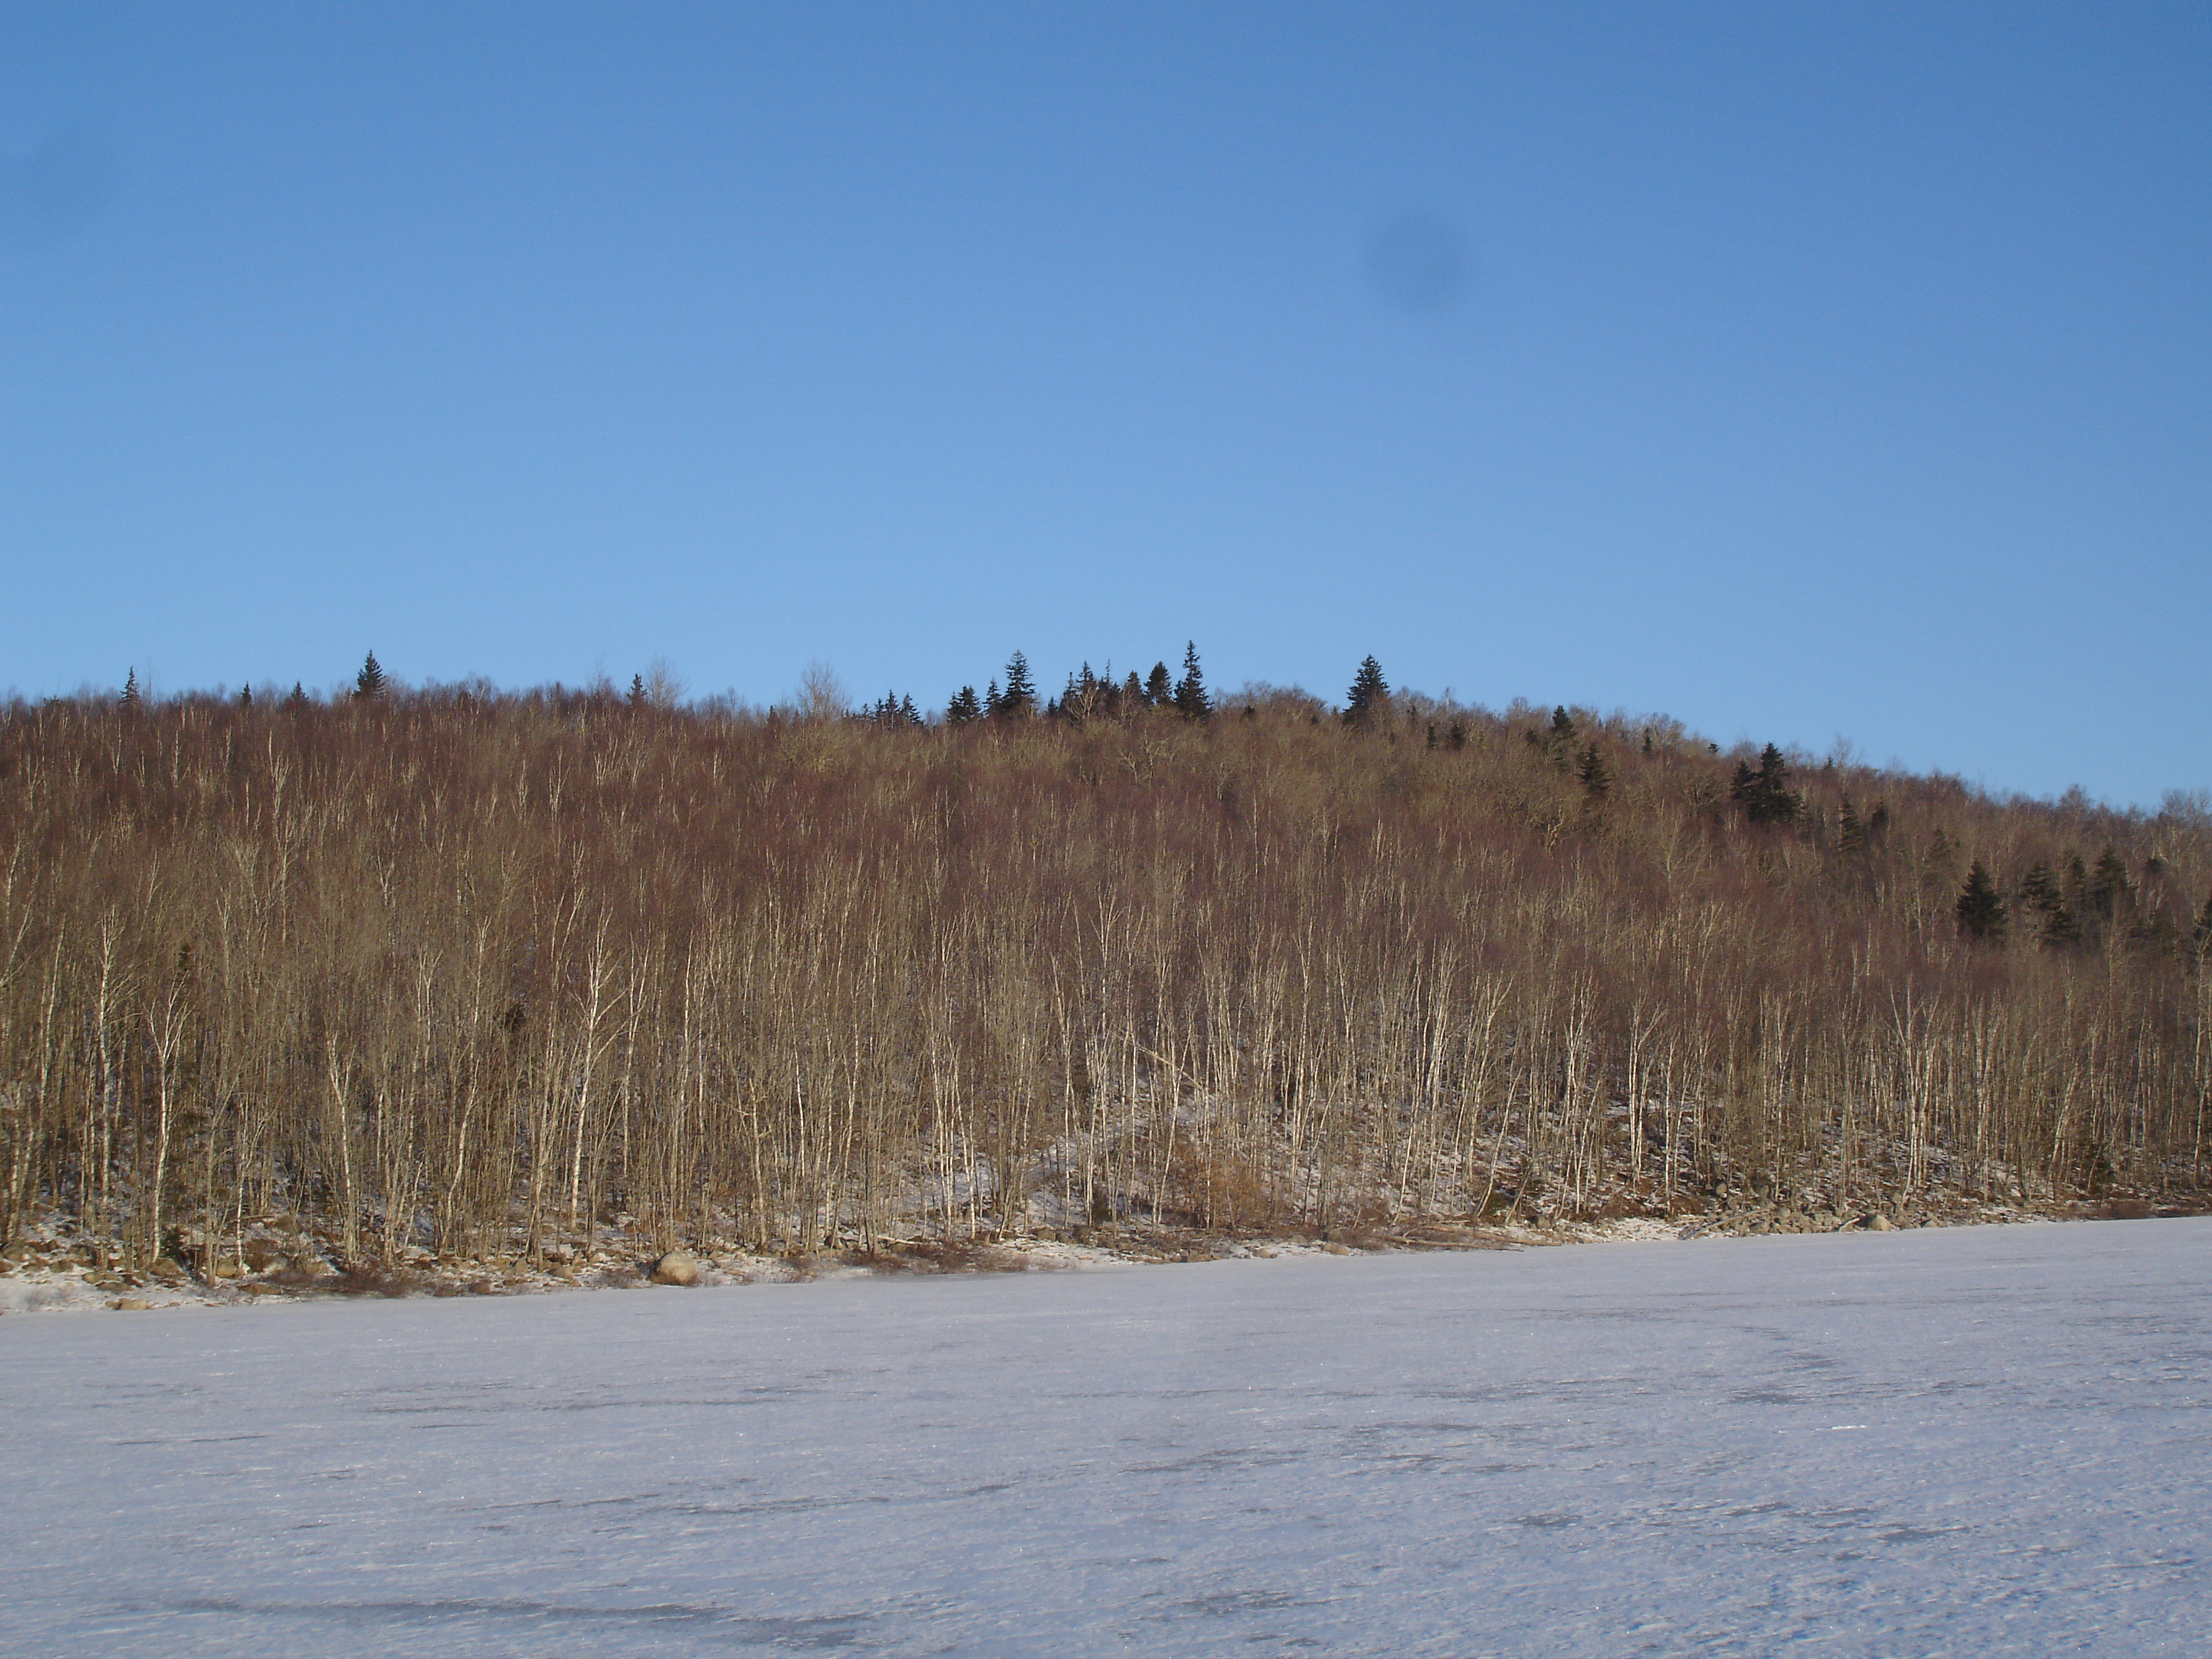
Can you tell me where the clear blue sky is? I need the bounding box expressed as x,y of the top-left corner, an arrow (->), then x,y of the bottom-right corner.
2,3 -> 2206,806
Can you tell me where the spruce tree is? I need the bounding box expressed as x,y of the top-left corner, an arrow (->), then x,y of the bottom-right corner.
870,690 -> 925,727
1121,670 -> 1143,710
1541,707 -> 1579,770
1344,656 -> 1388,723
1172,641 -> 1211,720
999,652 -> 1036,719
237,685 -> 253,708
1956,859 -> 2008,942
284,681 -> 309,711
1756,744 -> 1794,821
1731,744 -> 1798,825
119,668 -> 140,709
2060,851 -> 2090,909
355,650 -> 387,701
2089,847 -> 2134,920
946,685 -> 981,724
2018,863 -> 2061,917
1576,742 -> 1610,799
1064,664 -> 1103,722
2038,860 -> 2083,945
629,673 -> 647,706
1143,661 -> 1172,706
1838,797 -> 1865,855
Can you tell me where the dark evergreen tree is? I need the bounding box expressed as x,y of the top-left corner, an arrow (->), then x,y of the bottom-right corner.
1122,670 -> 1144,710
1537,706 -> 1581,770
355,651 -> 388,701
1344,656 -> 1388,723
946,685 -> 982,724
1956,859 -> 2008,942
1576,742 -> 1610,799
2018,863 -> 2062,917
1731,744 -> 1798,825
2089,847 -> 2134,920
1448,721 -> 1467,750
1061,663 -> 1113,723
864,690 -> 924,727
2060,851 -> 2090,907
1143,661 -> 1172,706
2038,857 -> 2085,946
629,673 -> 647,706
119,668 -> 140,709
997,652 -> 1036,719
284,681 -> 309,711
1172,641 -> 1211,720
1868,801 -> 1890,843
1838,796 -> 1865,855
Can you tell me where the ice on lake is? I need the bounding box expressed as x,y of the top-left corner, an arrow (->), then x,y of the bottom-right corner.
4,1220 -> 2208,1656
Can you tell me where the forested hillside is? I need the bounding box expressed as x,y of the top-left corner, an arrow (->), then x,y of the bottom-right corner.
3,657 -> 2207,1277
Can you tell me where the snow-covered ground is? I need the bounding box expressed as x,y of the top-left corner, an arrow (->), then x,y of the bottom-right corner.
2,1220 -> 2206,1657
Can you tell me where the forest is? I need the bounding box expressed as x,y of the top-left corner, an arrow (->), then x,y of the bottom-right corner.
1,650 -> 2208,1278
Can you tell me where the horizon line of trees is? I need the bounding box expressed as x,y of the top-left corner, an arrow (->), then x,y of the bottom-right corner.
66,649 -> 2212,976
5,654 -> 2208,1272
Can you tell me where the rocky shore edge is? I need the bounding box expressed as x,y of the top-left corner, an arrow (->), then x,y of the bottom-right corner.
2,1191 -> 2200,1317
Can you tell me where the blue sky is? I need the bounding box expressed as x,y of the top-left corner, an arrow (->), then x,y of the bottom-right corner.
1,3 -> 2206,806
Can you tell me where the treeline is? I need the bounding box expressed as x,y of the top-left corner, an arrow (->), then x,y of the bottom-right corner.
2,656 -> 2208,1271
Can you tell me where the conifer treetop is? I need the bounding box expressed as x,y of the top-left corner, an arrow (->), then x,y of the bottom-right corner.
1957,858 -> 2009,943
1345,656 -> 1388,722
1172,641 -> 1211,720
355,650 -> 388,701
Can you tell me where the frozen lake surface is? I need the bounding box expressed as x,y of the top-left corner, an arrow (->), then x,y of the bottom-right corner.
4,1220 -> 2208,1657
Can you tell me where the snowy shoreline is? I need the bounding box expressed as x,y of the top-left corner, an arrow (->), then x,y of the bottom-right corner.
1,1194 -> 2183,1318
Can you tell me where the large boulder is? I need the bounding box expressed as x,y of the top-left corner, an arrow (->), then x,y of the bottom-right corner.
650,1249 -> 703,1286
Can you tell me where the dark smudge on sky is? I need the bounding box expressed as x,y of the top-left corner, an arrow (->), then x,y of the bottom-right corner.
1363,209 -> 1467,314
0,125 -> 124,253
